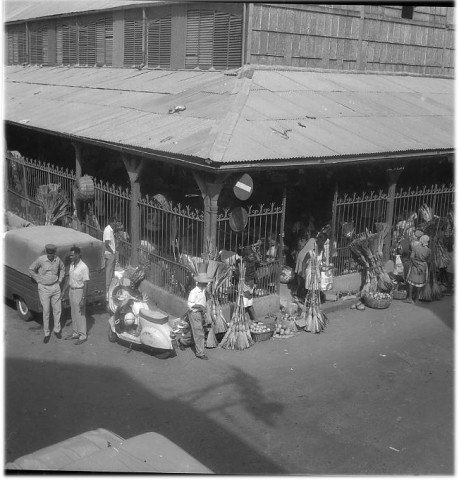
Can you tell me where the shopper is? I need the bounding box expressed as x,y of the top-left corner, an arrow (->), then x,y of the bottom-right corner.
28,244 -> 65,343
64,245 -> 89,345
103,216 -> 117,300
241,246 -> 261,322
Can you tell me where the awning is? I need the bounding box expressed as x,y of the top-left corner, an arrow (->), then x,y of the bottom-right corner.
5,65 -> 454,169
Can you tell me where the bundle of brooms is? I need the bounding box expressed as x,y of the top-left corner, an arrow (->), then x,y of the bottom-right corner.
301,242 -> 328,334
349,223 -> 393,296
219,262 -> 254,350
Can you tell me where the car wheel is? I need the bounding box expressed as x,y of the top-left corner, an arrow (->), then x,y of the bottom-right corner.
154,351 -> 172,360
108,325 -> 117,343
16,297 -> 33,321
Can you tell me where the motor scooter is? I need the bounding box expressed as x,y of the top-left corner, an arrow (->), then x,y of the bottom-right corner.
108,290 -> 178,360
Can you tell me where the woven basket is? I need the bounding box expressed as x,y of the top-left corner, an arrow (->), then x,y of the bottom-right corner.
364,295 -> 391,309
75,175 -> 95,201
392,289 -> 408,300
251,330 -> 274,342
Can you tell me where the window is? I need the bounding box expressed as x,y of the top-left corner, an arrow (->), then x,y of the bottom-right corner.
147,15 -> 172,68
185,9 -> 242,70
7,28 -> 27,65
78,17 -> 113,66
401,6 -> 414,19
57,23 -> 78,65
29,27 -> 48,64
124,17 -> 144,66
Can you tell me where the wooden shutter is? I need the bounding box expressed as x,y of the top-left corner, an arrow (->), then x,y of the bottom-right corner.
124,18 -> 144,66
186,9 -> 242,70
29,27 -> 49,65
96,17 -> 113,66
57,23 -> 77,65
8,28 -> 27,65
147,15 -> 172,68
78,21 -> 96,65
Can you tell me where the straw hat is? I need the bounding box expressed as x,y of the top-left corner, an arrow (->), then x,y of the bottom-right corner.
194,273 -> 213,284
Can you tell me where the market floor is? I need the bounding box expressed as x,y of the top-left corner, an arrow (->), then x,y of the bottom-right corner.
4,296 -> 454,474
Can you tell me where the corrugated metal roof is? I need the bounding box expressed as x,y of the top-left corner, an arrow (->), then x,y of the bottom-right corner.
4,66 -> 454,167
4,0 -> 163,23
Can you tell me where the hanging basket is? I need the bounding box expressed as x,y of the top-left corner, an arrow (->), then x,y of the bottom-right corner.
75,175 -> 95,201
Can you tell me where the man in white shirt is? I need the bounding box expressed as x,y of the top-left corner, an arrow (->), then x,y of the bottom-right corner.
64,245 -> 90,345
103,216 -> 117,300
179,273 -> 212,360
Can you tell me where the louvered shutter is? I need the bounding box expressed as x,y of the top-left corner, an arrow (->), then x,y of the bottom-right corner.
147,15 -> 171,68
8,29 -> 26,64
124,18 -> 144,66
58,23 -> 77,65
186,9 -> 242,70
29,27 -> 49,65
95,18 -> 113,66
78,21 -> 96,65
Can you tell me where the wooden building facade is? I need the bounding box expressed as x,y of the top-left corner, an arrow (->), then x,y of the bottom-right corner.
6,3 -> 455,76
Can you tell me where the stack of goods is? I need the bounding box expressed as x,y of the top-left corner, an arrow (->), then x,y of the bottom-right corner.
349,223 -> 393,308
219,263 -> 254,350
249,322 -> 273,342
301,242 -> 328,334
273,313 -> 298,338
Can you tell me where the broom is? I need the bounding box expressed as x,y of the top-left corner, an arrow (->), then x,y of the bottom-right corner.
205,325 -> 218,348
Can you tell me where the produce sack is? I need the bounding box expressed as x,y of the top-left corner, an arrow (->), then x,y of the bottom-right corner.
280,265 -> 294,283
393,254 -> 404,277
320,268 -> 334,291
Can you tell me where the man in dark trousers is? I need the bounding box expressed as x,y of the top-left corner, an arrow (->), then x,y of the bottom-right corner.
29,244 -> 65,343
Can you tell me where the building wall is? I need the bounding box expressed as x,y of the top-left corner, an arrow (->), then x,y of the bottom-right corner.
248,4 -> 455,75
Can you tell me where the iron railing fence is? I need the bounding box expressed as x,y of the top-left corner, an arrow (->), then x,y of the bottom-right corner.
332,183 -> 454,275
6,152 -> 285,302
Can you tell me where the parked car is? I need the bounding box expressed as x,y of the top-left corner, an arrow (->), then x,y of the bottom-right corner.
5,428 -> 213,473
4,225 -> 105,320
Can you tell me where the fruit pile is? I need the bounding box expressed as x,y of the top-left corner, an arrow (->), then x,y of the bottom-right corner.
273,323 -> 294,338
366,291 -> 391,301
249,322 -> 272,334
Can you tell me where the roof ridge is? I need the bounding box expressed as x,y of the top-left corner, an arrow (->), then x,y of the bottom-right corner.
198,76 -> 252,163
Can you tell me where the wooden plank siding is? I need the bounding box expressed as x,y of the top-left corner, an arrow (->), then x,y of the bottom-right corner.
248,4 -> 454,76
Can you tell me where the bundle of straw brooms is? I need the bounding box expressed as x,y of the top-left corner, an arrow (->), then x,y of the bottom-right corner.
219,262 -> 254,350
299,242 -> 328,334
180,244 -> 232,348
349,223 -> 393,296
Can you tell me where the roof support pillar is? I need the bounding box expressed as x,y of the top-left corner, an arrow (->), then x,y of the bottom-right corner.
193,172 -> 229,254
384,166 -> 404,261
122,154 -> 143,267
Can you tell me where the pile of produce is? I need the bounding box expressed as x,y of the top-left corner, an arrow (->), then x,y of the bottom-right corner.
249,322 -> 272,335
219,262 -> 254,350
349,223 -> 393,296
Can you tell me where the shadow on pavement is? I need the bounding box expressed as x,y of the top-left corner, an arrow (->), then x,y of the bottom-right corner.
5,358 -> 286,474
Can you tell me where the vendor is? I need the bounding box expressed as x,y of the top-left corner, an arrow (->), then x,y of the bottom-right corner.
179,273 -> 212,361
240,246 -> 260,323
405,234 -> 431,303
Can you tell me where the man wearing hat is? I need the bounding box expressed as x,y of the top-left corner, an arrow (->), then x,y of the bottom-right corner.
29,244 -> 65,343
180,272 -> 212,360
64,245 -> 90,345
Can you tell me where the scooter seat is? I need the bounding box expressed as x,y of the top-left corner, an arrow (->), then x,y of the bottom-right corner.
139,308 -> 169,325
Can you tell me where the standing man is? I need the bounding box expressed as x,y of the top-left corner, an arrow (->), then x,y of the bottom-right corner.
29,244 -> 65,343
64,246 -> 90,345
103,216 -> 117,300
179,273 -> 212,360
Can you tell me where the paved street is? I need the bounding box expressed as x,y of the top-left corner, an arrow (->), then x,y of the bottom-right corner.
4,296 -> 454,474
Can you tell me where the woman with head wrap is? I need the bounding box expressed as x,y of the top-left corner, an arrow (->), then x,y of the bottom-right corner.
405,234 -> 431,303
